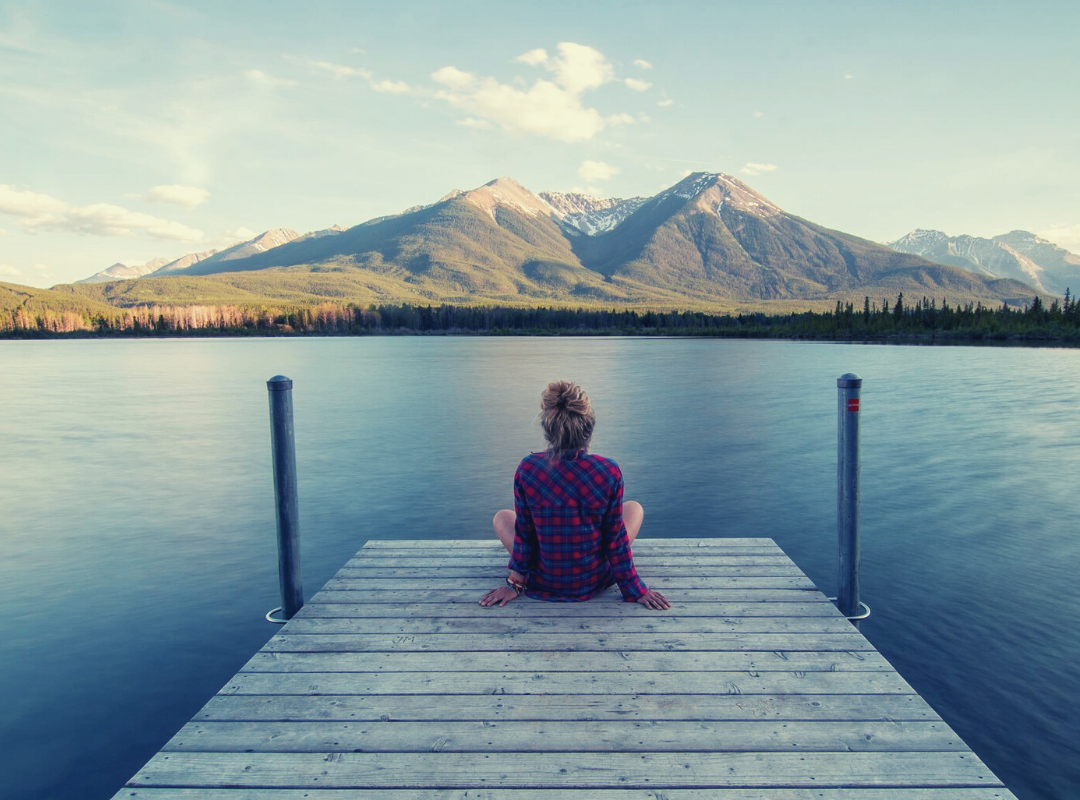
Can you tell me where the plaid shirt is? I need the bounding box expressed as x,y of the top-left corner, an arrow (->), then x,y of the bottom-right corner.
508,451 -> 648,602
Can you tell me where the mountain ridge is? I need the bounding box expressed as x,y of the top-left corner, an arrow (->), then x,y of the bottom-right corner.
63,173 -> 1046,309
887,228 -> 1080,295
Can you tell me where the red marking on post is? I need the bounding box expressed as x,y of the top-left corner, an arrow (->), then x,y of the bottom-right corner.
847,398 -> 860,412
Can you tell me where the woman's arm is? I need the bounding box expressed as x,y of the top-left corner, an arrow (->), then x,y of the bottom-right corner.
480,467 -> 536,608
602,468 -> 670,610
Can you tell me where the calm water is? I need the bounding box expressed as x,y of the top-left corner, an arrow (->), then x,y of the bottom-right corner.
1,338 -> 1078,799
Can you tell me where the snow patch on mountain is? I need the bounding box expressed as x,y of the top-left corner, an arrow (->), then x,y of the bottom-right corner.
539,191 -> 646,235
886,228 -> 1080,295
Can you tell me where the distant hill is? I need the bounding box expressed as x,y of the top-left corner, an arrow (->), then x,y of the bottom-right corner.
77,256 -> 172,284
2,280 -> 119,316
60,174 -> 1042,309
887,229 -> 1080,296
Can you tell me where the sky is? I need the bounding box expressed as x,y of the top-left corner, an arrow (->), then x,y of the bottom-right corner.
1,0 -> 1078,288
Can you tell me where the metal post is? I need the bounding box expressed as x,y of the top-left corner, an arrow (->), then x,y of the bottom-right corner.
267,375 -> 303,621
837,373 -> 863,622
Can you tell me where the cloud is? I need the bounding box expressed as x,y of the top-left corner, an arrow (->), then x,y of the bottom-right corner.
1037,223 -> 1080,254
371,79 -> 411,94
432,66 -> 476,90
624,78 -> 652,92
244,70 -> 297,88
0,264 -> 23,277
844,73 -> 854,80
633,59 -> 653,70
740,162 -> 778,176
456,117 -> 493,129
578,160 -> 619,182
515,48 -> 549,67
0,185 -> 68,218
428,42 -> 632,143
309,61 -> 371,80
657,98 -> 674,108
0,184 -> 204,242
753,110 -> 764,118
48,204 -> 204,240
223,227 -> 257,242
142,184 -> 210,208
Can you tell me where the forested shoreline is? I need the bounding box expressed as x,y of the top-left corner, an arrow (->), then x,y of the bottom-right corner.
4,293 -> 1080,343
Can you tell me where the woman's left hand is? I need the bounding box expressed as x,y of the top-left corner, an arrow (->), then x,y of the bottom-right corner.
636,589 -> 671,610
480,586 -> 520,607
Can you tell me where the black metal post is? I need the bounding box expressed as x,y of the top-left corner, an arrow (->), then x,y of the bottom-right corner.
837,373 -> 862,621
267,375 -> 303,621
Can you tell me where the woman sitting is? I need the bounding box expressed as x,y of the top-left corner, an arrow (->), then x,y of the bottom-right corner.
480,380 -> 670,610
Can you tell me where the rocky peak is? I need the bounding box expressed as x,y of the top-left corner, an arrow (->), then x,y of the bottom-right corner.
454,177 -> 551,220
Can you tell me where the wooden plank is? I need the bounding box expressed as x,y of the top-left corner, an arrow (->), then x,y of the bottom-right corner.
218,670 -> 915,696
322,577 -> 817,591
335,565 -> 810,578
358,538 -> 783,549
194,692 -> 945,723
239,650 -> 896,674
124,751 -> 1004,789
343,555 -> 793,568
162,719 -> 966,753
294,601 -> 843,619
261,632 -> 871,653
307,589 -> 823,604
113,788 -> 1020,799
277,616 -> 856,635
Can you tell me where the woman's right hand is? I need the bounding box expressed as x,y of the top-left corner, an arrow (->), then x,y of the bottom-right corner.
636,589 -> 671,610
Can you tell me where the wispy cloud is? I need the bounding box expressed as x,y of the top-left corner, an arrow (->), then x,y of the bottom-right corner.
309,61 -> 371,80
624,78 -> 652,92
0,263 -> 23,277
428,42 -> 636,143
222,226 -> 257,242
140,184 -> 210,208
657,98 -> 674,108
740,162 -> 778,176
309,60 -> 412,94
633,59 -> 653,70
456,117 -> 493,129
578,160 -> 619,182
244,70 -> 297,89
371,79 -> 410,94
0,185 -> 204,242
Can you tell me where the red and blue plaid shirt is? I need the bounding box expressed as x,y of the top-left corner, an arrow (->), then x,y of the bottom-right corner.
508,451 -> 648,602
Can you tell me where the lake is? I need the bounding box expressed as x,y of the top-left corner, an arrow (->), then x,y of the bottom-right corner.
1,337 -> 1078,799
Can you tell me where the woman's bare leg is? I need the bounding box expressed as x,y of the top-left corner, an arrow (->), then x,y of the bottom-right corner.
493,509 -> 516,554
624,500 -> 644,544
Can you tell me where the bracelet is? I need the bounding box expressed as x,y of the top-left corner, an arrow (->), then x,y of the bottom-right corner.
506,575 -> 526,594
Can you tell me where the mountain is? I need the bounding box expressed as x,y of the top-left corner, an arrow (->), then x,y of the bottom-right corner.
149,228 -> 302,277
886,229 -> 1080,296
64,175 -> 1039,309
77,257 -> 171,284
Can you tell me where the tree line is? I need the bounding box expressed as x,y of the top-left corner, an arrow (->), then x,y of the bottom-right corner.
4,293 -> 1080,342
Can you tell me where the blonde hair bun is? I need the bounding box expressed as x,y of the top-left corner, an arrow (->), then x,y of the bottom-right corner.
539,380 -> 595,458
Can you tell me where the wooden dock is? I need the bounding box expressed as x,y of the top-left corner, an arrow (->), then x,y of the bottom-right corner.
114,538 -> 1016,798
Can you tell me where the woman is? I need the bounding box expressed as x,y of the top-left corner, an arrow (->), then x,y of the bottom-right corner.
480,380 -> 670,610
